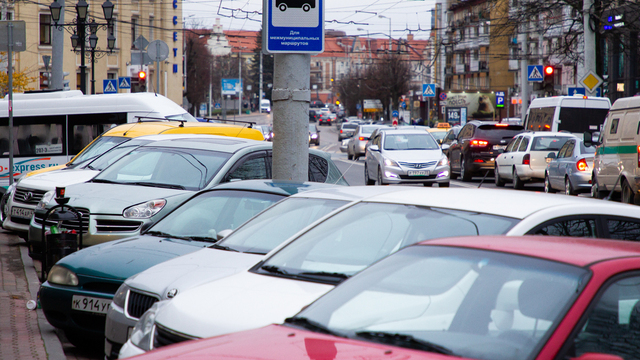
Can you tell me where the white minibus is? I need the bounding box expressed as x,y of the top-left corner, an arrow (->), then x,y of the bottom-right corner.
0,91 -> 195,189
524,95 -> 611,134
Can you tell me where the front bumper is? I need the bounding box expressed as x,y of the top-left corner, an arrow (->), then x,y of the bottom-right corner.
381,164 -> 450,184
39,279 -> 120,339
3,197 -> 37,235
105,302 -> 137,359
119,339 -> 146,359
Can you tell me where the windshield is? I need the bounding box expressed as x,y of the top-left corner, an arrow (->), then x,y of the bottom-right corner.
531,136 -> 573,151
166,113 -> 198,122
69,136 -> 129,165
254,202 -> 518,283
216,198 -> 348,254
384,133 -> 439,150
360,126 -> 379,136
94,147 -> 231,190
429,131 -> 447,141
292,245 -> 588,360
148,190 -> 283,241
343,124 -> 358,130
75,138 -> 154,170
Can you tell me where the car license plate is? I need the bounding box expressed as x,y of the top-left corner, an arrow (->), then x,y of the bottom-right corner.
408,170 -> 430,176
493,145 -> 507,151
72,295 -> 112,314
11,206 -> 34,219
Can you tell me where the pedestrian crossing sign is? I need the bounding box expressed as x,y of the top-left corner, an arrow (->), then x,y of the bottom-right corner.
422,84 -> 436,97
528,65 -> 544,82
103,79 -> 117,94
118,76 -> 131,89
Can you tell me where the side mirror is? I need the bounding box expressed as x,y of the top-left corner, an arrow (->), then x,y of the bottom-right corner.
369,145 -> 380,152
216,229 -> 233,241
583,131 -> 593,147
441,144 -> 450,150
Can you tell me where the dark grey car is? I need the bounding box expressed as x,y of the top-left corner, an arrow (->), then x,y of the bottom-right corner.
544,138 -> 596,195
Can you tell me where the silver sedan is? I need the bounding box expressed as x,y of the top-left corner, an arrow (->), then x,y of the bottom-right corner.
544,138 -> 595,195
364,128 -> 450,186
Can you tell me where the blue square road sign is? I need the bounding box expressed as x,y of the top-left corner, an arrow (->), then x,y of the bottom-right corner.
103,79 -> 117,94
422,84 -> 436,97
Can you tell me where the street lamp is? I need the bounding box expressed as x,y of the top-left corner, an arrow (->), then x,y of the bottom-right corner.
378,15 -> 391,50
49,0 -> 116,94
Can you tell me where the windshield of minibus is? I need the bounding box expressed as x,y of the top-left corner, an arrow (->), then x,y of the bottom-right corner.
526,107 -> 609,133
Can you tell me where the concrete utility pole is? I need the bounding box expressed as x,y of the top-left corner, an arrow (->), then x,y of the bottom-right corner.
271,53 -> 310,182
581,0 -> 596,95
259,52 -> 263,113
519,28 -> 529,118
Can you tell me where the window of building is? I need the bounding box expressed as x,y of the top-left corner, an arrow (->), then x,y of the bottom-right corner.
149,17 -> 154,41
131,18 -> 138,49
1,12 -> 13,20
40,14 -> 52,45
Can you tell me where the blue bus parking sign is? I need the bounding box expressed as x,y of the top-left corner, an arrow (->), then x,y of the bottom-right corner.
263,0 -> 324,53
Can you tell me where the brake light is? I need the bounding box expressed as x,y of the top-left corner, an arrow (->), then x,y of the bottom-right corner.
638,146 -> 640,168
495,124 -> 508,127
359,137 -> 367,141
473,159 -> 484,163
523,154 -> 530,165
576,158 -> 588,171
340,130 -> 343,133
544,124 -> 551,129
470,140 -> 488,147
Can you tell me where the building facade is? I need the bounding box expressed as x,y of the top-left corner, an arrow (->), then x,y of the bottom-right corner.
1,0 -> 183,104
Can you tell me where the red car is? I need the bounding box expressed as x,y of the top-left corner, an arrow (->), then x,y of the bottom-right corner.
130,235 -> 640,360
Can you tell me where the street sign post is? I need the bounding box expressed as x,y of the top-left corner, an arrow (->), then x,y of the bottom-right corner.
528,65 -> 544,82
103,79 -> 117,94
568,87 -> 586,96
263,0 -> 324,53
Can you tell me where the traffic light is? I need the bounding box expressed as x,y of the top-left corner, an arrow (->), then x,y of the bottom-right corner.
138,70 -> 147,80
543,66 -> 556,94
132,70 -> 147,92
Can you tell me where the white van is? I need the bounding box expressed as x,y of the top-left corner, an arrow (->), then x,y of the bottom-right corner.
260,99 -> 271,113
0,91 -> 195,189
589,96 -> 640,204
524,95 -> 611,135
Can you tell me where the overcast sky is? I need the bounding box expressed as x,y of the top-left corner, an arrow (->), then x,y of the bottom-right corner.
183,0 -> 436,40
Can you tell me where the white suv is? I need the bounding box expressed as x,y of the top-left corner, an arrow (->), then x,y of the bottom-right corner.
495,132 -> 576,189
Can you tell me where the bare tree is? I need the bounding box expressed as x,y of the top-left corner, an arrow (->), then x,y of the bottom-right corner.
363,54 -> 412,116
184,30 -> 213,116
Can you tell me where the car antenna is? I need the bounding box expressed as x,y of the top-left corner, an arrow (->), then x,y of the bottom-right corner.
477,170 -> 491,188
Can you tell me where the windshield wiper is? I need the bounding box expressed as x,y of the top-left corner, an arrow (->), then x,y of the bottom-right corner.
145,231 -> 191,241
355,331 -> 453,355
260,265 -> 288,275
129,182 -> 186,190
284,317 -> 346,337
91,179 -> 121,184
209,243 -> 239,252
298,271 -> 349,283
187,236 -> 218,243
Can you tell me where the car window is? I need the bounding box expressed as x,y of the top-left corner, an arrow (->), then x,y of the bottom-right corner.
610,118 -> 620,134
226,155 -> 268,182
581,142 -> 596,154
606,218 -> 640,240
458,125 -> 473,140
505,137 -> 521,153
557,141 -> 571,158
562,275 -> 640,360
531,136 -> 572,151
71,136 -> 130,165
564,141 -> 575,157
527,217 -> 597,237
308,155 -> 328,183
517,137 -> 529,152
149,190 -> 283,239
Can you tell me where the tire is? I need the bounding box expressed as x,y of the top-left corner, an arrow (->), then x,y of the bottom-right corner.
512,169 -> 524,190
302,4 -> 311,11
591,175 -> 605,199
278,3 -> 287,11
377,167 -> 387,185
449,157 -> 458,180
622,180 -> 635,204
438,182 -> 450,187
544,173 -> 556,193
364,164 -> 375,185
565,177 -> 576,196
460,157 -> 472,182
494,165 -> 505,187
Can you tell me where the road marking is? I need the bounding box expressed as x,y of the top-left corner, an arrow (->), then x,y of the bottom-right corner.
334,158 -> 364,166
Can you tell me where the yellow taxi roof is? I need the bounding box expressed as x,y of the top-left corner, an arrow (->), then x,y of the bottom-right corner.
427,127 -> 448,132
102,121 -> 264,140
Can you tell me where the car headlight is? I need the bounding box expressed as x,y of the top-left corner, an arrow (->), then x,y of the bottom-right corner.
384,158 -> 400,167
36,190 -> 55,211
112,283 -> 130,308
130,300 -> 168,351
123,199 -> 166,219
47,265 -> 79,286
311,134 -> 318,139
438,155 -> 449,166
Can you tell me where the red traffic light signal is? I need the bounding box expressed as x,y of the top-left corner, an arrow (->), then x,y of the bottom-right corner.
544,66 -> 554,76
138,70 -> 147,80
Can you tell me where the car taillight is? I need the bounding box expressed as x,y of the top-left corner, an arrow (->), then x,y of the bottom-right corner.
340,130 -> 343,133
576,158 -> 588,171
359,137 -> 367,141
638,146 -> 640,168
470,139 -> 488,147
523,154 -> 530,165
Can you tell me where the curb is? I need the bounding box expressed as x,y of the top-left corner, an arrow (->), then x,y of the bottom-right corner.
20,243 -> 67,360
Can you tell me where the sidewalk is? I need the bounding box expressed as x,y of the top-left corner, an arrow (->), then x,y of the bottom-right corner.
0,229 -> 66,360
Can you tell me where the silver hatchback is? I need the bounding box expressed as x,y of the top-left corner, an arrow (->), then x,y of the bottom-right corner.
364,128 -> 450,186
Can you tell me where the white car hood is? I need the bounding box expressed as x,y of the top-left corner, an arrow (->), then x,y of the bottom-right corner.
18,169 -> 99,190
154,271 -> 334,339
126,248 -> 264,300
385,149 -> 442,162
